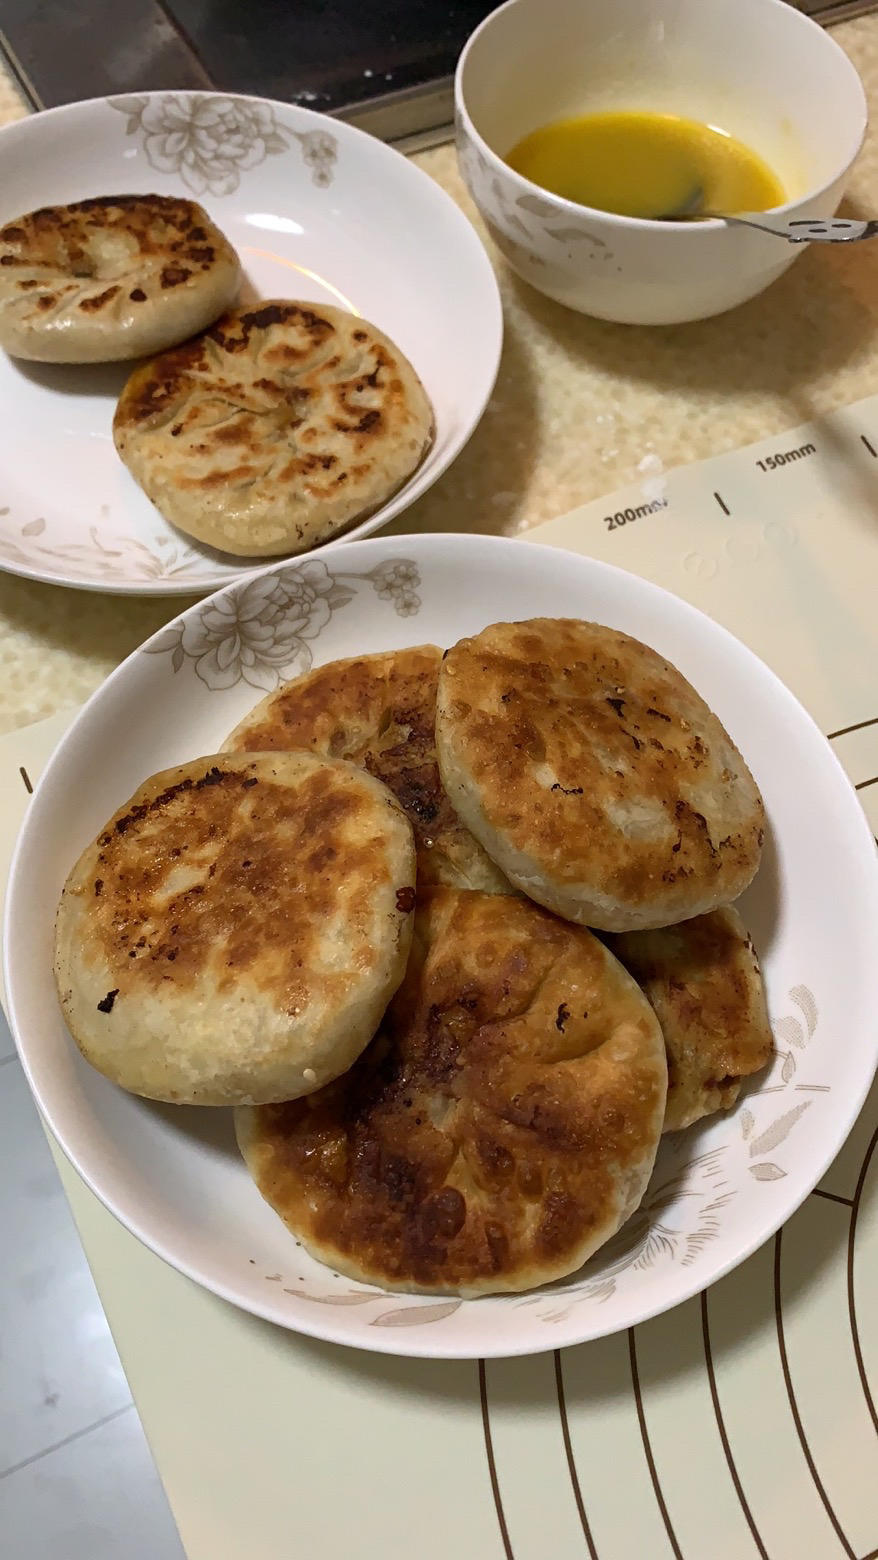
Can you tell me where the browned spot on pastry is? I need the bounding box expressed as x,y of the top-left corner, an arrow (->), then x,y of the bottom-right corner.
80,761 -> 398,1004
226,648 -> 509,894
79,284 -> 121,313
239,889 -> 666,1293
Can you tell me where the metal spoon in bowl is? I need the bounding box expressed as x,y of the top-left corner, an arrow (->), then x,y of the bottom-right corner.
661,189 -> 878,242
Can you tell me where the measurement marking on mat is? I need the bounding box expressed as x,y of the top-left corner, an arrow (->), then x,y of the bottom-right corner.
18,766 -> 32,795
855,775 -> 878,792
714,491 -> 730,516
827,715 -> 878,741
603,497 -> 667,532
861,434 -> 878,459
756,443 -> 816,472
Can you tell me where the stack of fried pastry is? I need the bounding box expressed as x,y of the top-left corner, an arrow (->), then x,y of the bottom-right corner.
54,619 -> 773,1296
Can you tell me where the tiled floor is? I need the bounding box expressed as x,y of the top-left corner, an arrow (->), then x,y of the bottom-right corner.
0,1011 -> 185,1559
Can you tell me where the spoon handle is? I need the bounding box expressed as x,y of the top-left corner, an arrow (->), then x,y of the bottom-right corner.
722,214 -> 878,243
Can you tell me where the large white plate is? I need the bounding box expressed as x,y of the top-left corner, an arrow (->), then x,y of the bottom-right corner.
0,95 -> 501,595
5,534 -> 878,1358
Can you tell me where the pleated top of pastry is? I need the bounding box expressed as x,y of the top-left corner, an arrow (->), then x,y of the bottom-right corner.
0,195 -> 240,362
113,300 -> 434,556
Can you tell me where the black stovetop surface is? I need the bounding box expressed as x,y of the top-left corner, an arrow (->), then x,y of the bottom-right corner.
164,0 -> 491,111
0,0 -> 494,143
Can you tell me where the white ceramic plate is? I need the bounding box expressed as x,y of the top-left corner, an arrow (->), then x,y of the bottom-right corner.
0,94 -> 501,595
5,534 -> 878,1358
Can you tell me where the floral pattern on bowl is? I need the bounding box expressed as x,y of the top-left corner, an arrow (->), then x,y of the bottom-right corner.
0,512 -> 224,586
455,116 -> 619,285
109,93 -> 337,194
147,558 -> 421,690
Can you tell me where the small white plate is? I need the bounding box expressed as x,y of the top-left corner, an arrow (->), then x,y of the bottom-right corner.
0,94 -> 501,595
5,534 -> 878,1358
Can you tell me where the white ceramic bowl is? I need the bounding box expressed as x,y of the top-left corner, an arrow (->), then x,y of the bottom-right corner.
0,92 -> 502,595
455,0 -> 867,324
6,534 -> 878,1358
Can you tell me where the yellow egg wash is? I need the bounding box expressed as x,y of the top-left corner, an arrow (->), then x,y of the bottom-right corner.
505,111 -> 785,220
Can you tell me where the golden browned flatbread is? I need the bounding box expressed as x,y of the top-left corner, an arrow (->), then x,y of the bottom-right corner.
436,619 -> 764,931
605,906 -> 774,1132
54,752 -> 415,1106
224,646 -> 510,892
0,195 -> 240,362
236,887 -> 667,1296
113,300 -> 434,557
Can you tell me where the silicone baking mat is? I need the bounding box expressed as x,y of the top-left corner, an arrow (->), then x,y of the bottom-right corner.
2,394 -> 878,1559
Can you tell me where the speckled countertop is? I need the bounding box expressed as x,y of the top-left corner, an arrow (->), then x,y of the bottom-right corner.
4,16 -> 878,732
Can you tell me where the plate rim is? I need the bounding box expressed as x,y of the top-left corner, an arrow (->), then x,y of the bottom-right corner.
0,92 -> 503,596
5,531 -> 878,1357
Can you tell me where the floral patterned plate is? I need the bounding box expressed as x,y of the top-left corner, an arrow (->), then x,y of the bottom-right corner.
0,94 -> 501,595
6,534 -> 878,1357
